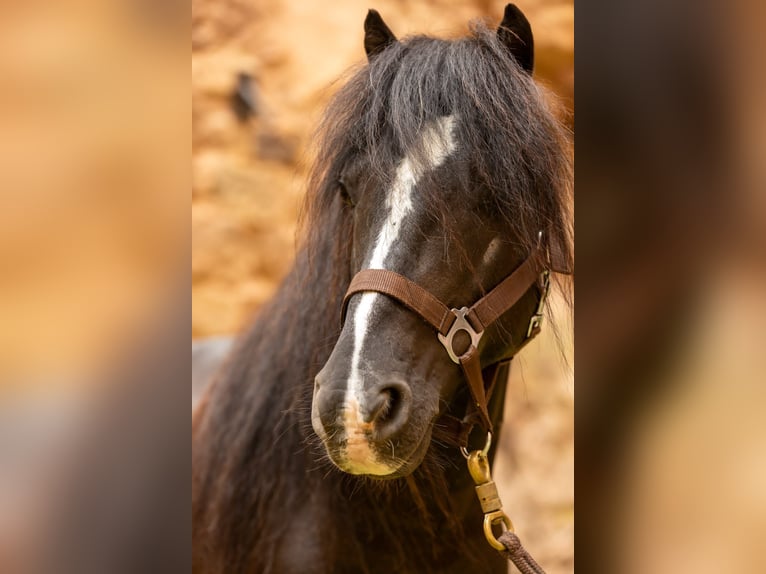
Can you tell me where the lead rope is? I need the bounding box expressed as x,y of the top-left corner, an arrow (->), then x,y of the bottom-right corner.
463,435 -> 546,574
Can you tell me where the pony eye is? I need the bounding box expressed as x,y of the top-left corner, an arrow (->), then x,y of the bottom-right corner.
338,179 -> 355,207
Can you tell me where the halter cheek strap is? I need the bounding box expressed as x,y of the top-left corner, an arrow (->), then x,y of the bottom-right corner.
340,245 -> 550,440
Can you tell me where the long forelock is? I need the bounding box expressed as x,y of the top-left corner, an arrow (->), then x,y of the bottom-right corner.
302,21 -> 572,310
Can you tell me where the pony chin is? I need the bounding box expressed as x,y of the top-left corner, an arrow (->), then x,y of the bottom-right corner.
323,424 -> 435,480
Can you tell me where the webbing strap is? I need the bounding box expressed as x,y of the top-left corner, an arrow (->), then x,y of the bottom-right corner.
342,270 -> 456,335
466,254 -> 541,331
342,250 -> 544,337
458,345 -> 490,428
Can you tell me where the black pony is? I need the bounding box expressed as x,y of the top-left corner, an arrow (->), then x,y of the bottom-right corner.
193,5 -> 572,573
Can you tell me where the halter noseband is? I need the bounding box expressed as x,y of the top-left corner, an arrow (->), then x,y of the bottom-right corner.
340,242 -> 551,446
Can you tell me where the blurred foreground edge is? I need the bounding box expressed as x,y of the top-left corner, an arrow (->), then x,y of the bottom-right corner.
576,0 -> 766,573
22,291 -> 192,574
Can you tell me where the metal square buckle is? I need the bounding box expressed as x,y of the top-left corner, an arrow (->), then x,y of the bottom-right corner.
525,270 -> 550,339
437,307 -> 483,364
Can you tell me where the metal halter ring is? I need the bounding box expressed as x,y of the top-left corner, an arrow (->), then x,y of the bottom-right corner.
438,307 -> 483,364
483,511 -> 515,551
460,431 -> 492,459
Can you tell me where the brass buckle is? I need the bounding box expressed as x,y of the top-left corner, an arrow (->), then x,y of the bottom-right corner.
438,307 -> 483,364
526,269 -> 550,338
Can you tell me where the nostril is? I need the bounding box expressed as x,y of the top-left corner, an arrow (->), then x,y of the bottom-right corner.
369,387 -> 396,424
368,381 -> 411,441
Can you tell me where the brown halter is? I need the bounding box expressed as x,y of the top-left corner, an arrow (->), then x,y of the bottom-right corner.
340,242 -> 551,448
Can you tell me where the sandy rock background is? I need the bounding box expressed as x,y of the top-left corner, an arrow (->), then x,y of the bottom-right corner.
192,1 -> 573,572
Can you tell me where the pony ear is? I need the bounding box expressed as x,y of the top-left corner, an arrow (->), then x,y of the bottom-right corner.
497,4 -> 534,74
364,9 -> 397,60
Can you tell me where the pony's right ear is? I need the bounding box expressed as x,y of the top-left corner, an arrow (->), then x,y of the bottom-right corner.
364,9 -> 397,60
497,4 -> 534,74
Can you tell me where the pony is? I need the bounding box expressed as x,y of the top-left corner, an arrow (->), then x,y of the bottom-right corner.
192,5 -> 572,573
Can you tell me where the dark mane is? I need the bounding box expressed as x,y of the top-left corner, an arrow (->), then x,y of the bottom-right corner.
303,22 -> 572,279
192,21 -> 572,573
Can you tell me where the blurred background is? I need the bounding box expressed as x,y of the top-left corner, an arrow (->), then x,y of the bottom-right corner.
0,1 -> 188,572
575,0 -> 766,572
191,1 -> 574,573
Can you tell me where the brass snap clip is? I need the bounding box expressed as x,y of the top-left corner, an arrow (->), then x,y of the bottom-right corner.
464,434 -> 515,552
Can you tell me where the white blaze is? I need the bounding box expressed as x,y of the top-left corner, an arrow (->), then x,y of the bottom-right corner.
482,237 -> 502,268
341,115 -> 457,475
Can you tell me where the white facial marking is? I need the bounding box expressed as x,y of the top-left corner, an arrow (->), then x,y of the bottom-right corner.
341,115 -> 457,474
482,237 -> 502,268
340,399 -> 399,475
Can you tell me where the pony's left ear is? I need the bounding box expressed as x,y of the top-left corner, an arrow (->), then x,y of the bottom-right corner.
364,9 -> 397,60
497,4 -> 534,74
